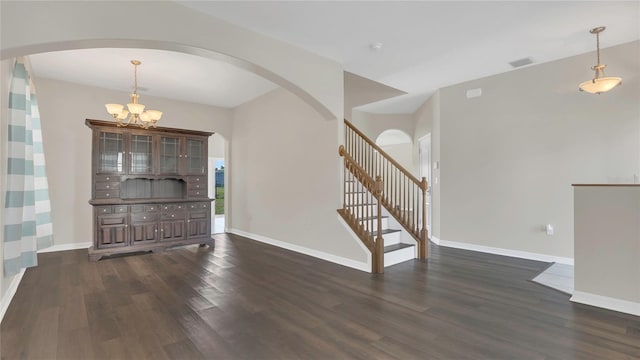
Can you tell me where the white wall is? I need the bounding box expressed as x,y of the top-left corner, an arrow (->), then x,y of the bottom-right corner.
33,77 -> 233,247
573,186 -> 640,309
413,92 -> 441,238
437,41 -> 640,258
0,1 -> 342,121
231,88 -> 366,262
379,143 -> 414,175
351,113 -> 416,145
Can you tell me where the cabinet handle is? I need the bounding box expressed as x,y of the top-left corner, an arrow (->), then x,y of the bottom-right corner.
155,229 -> 157,233
196,185 -> 199,188
171,214 -> 174,218
179,155 -> 183,158
106,177 -> 110,180
103,209 -> 107,212
106,185 -> 110,189
185,155 -> 188,158
196,178 -> 200,182
161,229 -> 164,232
106,194 -> 110,197
143,216 -> 146,220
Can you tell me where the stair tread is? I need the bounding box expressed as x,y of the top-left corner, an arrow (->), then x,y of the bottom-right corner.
372,229 -> 401,236
384,243 -> 414,253
346,203 -> 376,207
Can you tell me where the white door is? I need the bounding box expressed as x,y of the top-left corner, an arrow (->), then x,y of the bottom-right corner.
418,134 -> 432,233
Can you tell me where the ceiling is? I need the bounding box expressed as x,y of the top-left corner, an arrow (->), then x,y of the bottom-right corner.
29,1 -> 640,114
29,48 -> 279,109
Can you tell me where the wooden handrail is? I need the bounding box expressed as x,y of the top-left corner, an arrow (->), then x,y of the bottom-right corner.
345,120 -> 426,190
338,145 -> 380,198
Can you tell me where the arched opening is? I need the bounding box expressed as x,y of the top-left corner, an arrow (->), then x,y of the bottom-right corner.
375,129 -> 414,174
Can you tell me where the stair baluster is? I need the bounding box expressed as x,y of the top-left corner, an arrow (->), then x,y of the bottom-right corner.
338,120 -> 429,273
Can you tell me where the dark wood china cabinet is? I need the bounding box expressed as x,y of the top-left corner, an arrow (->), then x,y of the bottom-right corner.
86,119 -> 213,261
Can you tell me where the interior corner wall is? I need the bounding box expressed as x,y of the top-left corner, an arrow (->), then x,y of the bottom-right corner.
413,91 -> 441,239
230,88 -> 366,262
438,40 -> 640,259
32,77 -> 233,248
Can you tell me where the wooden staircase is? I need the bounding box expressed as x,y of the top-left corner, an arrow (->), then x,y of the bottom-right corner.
338,120 -> 428,273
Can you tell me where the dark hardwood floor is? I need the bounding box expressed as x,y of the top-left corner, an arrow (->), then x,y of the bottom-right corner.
2,233 -> 639,359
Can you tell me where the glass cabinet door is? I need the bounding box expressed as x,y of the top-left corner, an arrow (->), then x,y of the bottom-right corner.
129,134 -> 153,174
186,138 -> 205,175
159,136 -> 180,174
97,131 -> 124,174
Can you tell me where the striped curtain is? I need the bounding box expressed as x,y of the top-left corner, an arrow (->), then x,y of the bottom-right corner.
3,58 -> 53,276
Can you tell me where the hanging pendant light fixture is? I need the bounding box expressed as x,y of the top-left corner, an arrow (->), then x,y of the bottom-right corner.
105,60 -> 162,128
578,26 -> 622,94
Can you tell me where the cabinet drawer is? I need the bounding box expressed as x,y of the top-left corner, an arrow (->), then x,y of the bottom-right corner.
187,202 -> 210,210
95,182 -> 120,190
187,182 -> 206,190
96,206 -> 113,214
114,205 -> 128,213
96,205 -> 128,214
188,176 -> 205,184
131,205 -> 159,213
160,203 -> 186,212
95,175 -> 120,182
95,189 -> 119,199
188,211 -> 208,220
131,213 -> 159,223
98,215 -> 127,226
161,212 -> 185,220
188,190 -> 206,198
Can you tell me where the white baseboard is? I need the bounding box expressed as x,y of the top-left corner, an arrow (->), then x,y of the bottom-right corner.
37,242 -> 91,253
228,228 -> 370,272
431,236 -> 574,265
0,268 -> 26,324
571,291 -> 640,317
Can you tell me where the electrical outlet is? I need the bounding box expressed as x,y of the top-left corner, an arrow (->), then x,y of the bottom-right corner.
546,224 -> 554,236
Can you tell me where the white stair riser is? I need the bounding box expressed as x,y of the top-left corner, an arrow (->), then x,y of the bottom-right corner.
382,231 -> 401,246
384,245 -> 416,267
358,217 -> 388,230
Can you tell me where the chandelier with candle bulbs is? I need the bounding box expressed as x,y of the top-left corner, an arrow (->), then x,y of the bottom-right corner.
105,60 -> 162,129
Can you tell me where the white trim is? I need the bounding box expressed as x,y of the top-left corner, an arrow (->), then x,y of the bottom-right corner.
430,236 -> 574,265
571,290 -> 640,317
336,215 -> 373,272
37,241 -> 91,253
228,228 -> 370,273
0,268 -> 26,324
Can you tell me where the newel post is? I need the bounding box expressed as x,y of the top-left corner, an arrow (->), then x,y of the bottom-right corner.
373,176 -> 385,273
419,177 -> 429,260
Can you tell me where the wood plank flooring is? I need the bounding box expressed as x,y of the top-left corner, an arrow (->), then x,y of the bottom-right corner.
2,233 -> 640,359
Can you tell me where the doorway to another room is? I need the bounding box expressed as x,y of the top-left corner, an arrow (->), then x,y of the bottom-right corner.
212,159 -> 225,233
209,134 -> 227,234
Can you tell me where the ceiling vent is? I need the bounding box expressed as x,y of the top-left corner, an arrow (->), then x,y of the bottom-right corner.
509,57 -> 534,68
